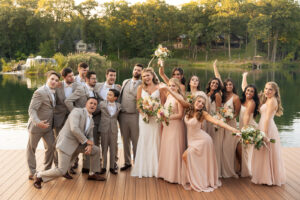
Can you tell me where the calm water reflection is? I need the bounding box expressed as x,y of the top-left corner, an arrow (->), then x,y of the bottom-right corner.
1,66 -> 300,147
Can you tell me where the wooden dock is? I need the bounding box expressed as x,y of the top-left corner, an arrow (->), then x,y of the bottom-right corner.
0,148 -> 299,200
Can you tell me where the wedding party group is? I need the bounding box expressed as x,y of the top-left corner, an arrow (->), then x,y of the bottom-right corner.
27,59 -> 286,192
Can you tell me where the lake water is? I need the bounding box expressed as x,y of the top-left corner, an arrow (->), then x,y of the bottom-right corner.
1,65 -> 300,148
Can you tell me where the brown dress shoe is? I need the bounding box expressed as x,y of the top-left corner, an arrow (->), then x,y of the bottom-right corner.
87,174 -> 106,181
33,175 -> 43,189
63,172 -> 73,179
29,174 -> 34,180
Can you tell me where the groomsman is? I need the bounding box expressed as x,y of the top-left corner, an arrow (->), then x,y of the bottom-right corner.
74,62 -> 89,86
65,71 -> 100,172
33,98 -> 106,189
119,64 -> 143,171
94,68 -> 121,170
53,67 -> 78,167
27,71 -> 60,180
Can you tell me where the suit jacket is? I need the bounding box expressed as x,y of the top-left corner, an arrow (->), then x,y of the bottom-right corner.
64,84 -> 99,112
94,82 -> 121,102
28,85 -> 55,134
118,79 -> 142,113
98,100 -> 121,134
56,108 -> 94,156
53,81 -> 78,128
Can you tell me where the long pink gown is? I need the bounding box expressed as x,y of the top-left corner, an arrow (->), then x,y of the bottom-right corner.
221,96 -> 239,178
251,104 -> 286,186
158,95 -> 186,183
181,116 -> 221,192
206,97 -> 224,177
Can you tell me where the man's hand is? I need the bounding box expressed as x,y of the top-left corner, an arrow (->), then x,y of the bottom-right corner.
37,120 -> 50,129
86,140 -> 94,146
84,145 -> 92,155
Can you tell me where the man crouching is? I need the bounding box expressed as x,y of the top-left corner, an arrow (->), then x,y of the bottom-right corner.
33,97 -> 105,189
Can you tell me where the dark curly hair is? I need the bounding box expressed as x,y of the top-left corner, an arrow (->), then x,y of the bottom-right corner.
222,78 -> 237,103
172,67 -> 186,85
240,84 -> 259,117
186,95 -> 207,121
206,77 -> 222,103
187,75 -> 201,92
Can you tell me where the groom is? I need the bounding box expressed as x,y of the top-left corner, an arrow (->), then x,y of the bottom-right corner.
33,97 -> 105,189
118,64 -> 143,170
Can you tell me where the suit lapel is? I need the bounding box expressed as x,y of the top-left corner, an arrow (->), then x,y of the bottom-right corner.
44,85 -> 54,107
61,81 -> 66,99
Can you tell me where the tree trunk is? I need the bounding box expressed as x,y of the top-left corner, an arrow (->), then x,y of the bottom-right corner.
117,46 -> 120,60
205,50 -> 208,61
267,35 -> 270,60
254,36 -> 257,56
228,32 -> 231,61
271,30 -> 279,63
245,31 -> 248,53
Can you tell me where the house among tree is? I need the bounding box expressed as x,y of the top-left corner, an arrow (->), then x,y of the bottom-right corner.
173,34 -> 187,49
212,34 -> 244,48
75,40 -> 97,53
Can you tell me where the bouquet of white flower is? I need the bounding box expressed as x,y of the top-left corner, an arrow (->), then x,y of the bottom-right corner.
137,96 -> 161,123
219,106 -> 234,120
156,103 -> 172,126
232,125 -> 276,150
154,44 -> 170,60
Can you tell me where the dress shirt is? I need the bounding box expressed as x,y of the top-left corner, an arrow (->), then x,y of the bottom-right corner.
45,84 -> 56,106
75,75 -> 85,86
85,83 -> 95,97
107,102 -> 117,116
64,81 -> 73,98
82,108 -> 93,144
130,79 -> 138,90
100,82 -> 115,100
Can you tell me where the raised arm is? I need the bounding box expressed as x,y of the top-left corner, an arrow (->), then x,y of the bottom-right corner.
213,60 -> 223,86
242,72 -> 248,92
158,59 -> 170,84
242,100 -> 255,128
160,84 -> 190,108
64,85 -> 84,112
203,111 -> 240,133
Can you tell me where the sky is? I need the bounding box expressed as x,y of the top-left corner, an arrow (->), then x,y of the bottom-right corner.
75,0 -> 191,6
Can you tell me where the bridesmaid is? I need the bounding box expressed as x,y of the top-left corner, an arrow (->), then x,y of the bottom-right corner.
251,81 -> 286,186
158,59 -> 186,92
158,78 -> 185,183
205,77 -> 223,176
213,61 -> 241,178
161,85 -> 240,192
237,72 -> 259,177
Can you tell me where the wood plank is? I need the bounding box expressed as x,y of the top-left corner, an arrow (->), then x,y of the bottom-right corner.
135,177 -> 146,200
123,169 -> 136,200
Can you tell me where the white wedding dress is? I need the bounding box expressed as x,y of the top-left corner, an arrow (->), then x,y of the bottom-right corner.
131,89 -> 161,178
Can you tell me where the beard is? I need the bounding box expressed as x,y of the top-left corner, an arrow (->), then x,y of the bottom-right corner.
133,73 -> 141,79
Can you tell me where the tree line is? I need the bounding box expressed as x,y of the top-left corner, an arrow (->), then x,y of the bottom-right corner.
0,0 -> 299,62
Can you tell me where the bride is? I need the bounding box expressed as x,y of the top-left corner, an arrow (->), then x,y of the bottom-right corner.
131,67 -> 166,178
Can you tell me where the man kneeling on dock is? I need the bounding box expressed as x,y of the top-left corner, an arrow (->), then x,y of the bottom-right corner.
33,97 -> 106,189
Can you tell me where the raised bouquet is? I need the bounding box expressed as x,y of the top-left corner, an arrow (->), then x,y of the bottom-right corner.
156,103 -> 172,126
137,96 -> 172,125
232,125 -> 276,150
219,106 -> 234,120
154,44 -> 170,60
186,94 -> 195,104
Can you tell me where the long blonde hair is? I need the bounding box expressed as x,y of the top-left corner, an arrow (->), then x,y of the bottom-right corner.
186,95 -> 207,121
259,81 -> 283,116
169,78 -> 184,97
141,67 -> 159,87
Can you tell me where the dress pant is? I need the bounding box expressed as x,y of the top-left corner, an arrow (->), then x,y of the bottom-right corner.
26,130 -> 55,175
40,145 -> 100,182
101,127 -> 118,169
119,113 -> 139,165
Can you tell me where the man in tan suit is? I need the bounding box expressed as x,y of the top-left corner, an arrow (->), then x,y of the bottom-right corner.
53,67 -> 79,167
119,64 -> 143,171
27,71 -> 60,180
33,98 -> 105,189
74,62 -> 89,86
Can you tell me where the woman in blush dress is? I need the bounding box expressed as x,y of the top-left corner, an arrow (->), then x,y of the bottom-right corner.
131,67 -> 166,178
236,72 -> 259,177
158,59 -> 186,93
205,77 -> 223,176
251,81 -> 286,186
213,61 -> 241,178
158,78 -> 185,183
160,86 -> 240,192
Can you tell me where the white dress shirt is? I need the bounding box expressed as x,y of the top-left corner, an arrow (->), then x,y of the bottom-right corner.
107,102 -> 117,116
130,79 -> 138,90
82,108 -> 93,144
85,83 -> 95,97
45,85 -> 56,106
75,75 -> 85,86
99,82 -> 115,100
64,81 -> 73,98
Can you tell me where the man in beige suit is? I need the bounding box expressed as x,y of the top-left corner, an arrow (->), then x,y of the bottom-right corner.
119,64 -> 143,171
33,98 -> 105,189
53,67 -> 79,167
74,62 -> 89,86
27,71 -> 60,180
